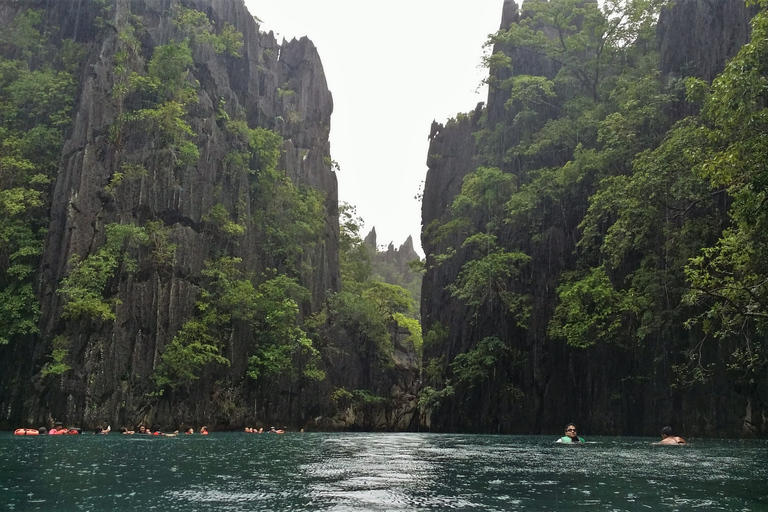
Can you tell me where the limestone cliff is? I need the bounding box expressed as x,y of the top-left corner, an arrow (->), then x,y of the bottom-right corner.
419,0 -> 762,436
657,0 -> 758,81
0,0 -> 339,430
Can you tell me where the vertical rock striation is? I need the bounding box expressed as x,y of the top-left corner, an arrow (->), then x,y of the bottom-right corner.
0,0 -> 339,429
419,0 -> 762,436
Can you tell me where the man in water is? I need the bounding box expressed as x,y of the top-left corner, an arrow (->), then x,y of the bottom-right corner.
49,422 -> 68,435
656,426 -> 686,445
556,423 -> 585,443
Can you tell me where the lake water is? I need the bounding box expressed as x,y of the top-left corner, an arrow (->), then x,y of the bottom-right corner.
0,432 -> 766,511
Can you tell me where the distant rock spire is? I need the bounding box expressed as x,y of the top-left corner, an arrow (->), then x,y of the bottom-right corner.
364,227 -> 377,248
398,236 -> 419,262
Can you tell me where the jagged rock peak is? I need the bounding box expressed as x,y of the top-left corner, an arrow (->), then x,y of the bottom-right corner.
398,236 -> 419,263
364,229 -> 420,263
364,227 -> 377,248
501,0 -> 519,30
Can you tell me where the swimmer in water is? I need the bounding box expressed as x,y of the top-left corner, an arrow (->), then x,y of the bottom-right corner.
555,423 -> 585,443
656,426 -> 686,445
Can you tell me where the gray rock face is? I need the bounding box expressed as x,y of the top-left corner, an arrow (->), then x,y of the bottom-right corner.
657,0 -> 758,81
419,0 -> 762,435
8,0 -> 339,429
421,110 -> 482,351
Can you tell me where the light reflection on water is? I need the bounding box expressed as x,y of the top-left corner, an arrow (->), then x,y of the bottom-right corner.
0,432 -> 766,511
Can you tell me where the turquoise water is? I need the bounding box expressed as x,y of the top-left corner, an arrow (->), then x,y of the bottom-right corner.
0,432 -> 766,511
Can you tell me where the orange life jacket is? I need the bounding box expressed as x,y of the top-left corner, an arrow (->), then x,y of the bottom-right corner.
14,428 -> 39,436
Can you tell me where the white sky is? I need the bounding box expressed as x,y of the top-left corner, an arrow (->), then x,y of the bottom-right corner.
242,1 -> 506,257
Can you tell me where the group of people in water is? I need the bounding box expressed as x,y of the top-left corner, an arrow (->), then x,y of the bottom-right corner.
14,422 -> 209,436
555,423 -> 687,445
244,426 -> 287,433
18,421 -> 686,442
120,425 -> 209,436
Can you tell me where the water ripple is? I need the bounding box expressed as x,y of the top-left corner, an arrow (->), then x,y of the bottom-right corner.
0,433 -> 766,511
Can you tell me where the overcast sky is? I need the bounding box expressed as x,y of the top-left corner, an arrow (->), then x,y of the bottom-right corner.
242,1 -> 506,257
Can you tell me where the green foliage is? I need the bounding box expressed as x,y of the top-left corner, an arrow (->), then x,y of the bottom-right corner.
448,232 -> 531,324
338,202 -> 372,285
105,162 -> 147,196
487,0 -> 664,101
333,201 -> 424,372
331,387 -> 354,404
506,75 -> 558,130
549,266 -> 643,348
219,116 -> 326,274
362,281 -> 415,316
58,224 -> 149,321
0,280 -> 39,344
352,388 -> 387,405
112,9 -> 214,168
0,8 -> 81,348
327,290 -> 392,361
0,9 -> 44,59
148,41 -> 195,92
677,7 -> 768,378
154,257 -> 322,390
277,83 -> 296,98
172,5 -> 243,57
203,203 -> 246,238
684,229 -> 767,337
144,220 -> 177,266
153,318 -> 230,389
248,127 -> 283,174
451,166 -> 515,232
450,248 -> 530,309
418,384 -> 455,412
39,336 -> 71,377
247,273 -> 322,382
330,387 -> 387,409
252,171 -> 326,273
450,336 -> 508,388
393,313 -> 423,354
221,121 -> 283,176
423,323 -> 449,351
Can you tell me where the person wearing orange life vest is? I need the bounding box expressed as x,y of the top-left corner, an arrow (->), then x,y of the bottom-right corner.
49,422 -> 68,435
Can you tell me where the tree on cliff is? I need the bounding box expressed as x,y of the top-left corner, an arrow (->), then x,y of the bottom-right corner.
421,0 -> 768,436
0,1 -> 346,430
310,203 -> 422,428
0,9 -> 81,351
680,1 -> 768,396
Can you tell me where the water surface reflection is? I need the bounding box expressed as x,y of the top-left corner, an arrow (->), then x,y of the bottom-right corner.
0,432 -> 765,511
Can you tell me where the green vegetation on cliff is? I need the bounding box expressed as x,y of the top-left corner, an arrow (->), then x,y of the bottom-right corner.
0,9 -> 81,346
0,1 -> 423,431
422,0 -> 768,436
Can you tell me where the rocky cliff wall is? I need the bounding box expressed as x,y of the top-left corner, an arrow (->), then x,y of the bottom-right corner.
0,0 -> 339,430
419,0 -> 761,436
657,0 -> 758,81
